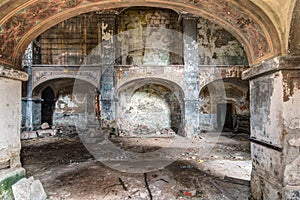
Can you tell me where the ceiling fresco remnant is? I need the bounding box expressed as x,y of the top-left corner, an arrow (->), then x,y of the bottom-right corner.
0,0 -> 289,68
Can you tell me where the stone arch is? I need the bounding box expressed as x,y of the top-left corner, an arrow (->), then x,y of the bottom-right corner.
33,77 -> 99,97
32,71 -> 100,92
288,0 -> 300,55
114,66 -> 185,93
115,77 -> 185,135
198,66 -> 247,90
0,0 -> 280,67
32,77 -> 99,127
199,77 -> 250,132
115,77 -> 185,101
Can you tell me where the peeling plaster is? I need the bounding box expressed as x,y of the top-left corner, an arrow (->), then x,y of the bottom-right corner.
264,72 -> 284,145
283,73 -> 300,130
288,138 -> 300,147
102,22 -> 113,42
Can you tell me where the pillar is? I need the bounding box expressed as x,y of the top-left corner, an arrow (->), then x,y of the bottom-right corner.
99,14 -> 117,128
243,56 -> 300,199
21,42 -> 42,131
0,65 -> 27,199
182,14 -> 200,137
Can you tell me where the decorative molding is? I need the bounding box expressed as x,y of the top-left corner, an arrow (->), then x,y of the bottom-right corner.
114,65 -> 185,93
32,66 -> 101,89
242,56 -> 300,80
0,65 -> 28,81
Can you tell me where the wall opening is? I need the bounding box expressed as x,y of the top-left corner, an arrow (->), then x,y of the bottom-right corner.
41,86 -> 55,125
32,78 -> 99,129
199,78 -> 250,133
117,83 -> 182,136
217,103 -> 234,131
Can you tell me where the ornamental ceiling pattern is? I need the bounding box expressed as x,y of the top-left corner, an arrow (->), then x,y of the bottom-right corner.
0,0 -> 283,67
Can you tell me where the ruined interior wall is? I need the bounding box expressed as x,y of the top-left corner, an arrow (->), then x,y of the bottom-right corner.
117,8 -> 183,65
249,69 -> 300,199
53,84 -> 96,127
39,12 -> 100,65
32,79 -> 97,127
118,83 -> 181,135
0,77 -> 25,199
0,78 -> 22,168
196,15 -> 250,131
28,7 -> 251,134
199,79 -> 250,132
21,99 -> 41,129
197,18 -> 248,65
282,70 -> 300,198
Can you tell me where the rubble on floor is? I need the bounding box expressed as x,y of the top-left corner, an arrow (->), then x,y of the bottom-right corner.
118,127 -> 176,137
21,130 -> 251,199
21,125 -> 78,140
12,176 -> 47,200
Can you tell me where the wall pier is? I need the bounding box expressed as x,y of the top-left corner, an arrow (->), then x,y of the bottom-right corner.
0,65 -> 28,199
243,56 -> 300,199
183,15 -> 200,137
99,14 -> 117,128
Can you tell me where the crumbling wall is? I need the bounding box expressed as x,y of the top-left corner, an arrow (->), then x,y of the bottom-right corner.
118,83 -> 182,135
199,78 -> 250,132
245,57 -> 300,199
32,79 -> 97,128
0,78 -> 26,199
39,12 -> 100,65
21,98 -> 42,130
53,84 -> 96,127
197,18 -> 248,65
118,8 -> 183,65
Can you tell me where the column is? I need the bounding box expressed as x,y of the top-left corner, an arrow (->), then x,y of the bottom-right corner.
21,42 -> 43,131
182,14 -> 200,137
243,56 -> 300,199
22,43 -> 34,131
0,65 -> 27,199
99,14 -> 117,128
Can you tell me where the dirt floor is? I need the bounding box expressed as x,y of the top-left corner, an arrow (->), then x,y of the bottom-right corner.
21,131 -> 251,200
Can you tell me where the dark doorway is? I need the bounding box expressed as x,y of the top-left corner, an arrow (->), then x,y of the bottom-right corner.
217,103 -> 233,131
41,87 -> 55,125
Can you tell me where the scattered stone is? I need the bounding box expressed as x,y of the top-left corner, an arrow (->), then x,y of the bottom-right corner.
180,165 -> 194,169
12,177 -> 47,200
55,125 -> 78,137
41,122 -> 50,130
21,131 -> 37,140
234,155 -> 244,160
30,180 -> 47,200
139,191 -> 148,199
194,135 -> 205,141
37,129 -> 56,137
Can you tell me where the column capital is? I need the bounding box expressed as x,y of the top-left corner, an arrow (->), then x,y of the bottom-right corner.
242,56 -> 300,80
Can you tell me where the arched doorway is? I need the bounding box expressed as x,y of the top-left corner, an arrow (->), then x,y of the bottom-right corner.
199,78 -> 250,133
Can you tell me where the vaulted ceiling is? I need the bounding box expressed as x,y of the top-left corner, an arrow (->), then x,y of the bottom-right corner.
0,0 -> 298,68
